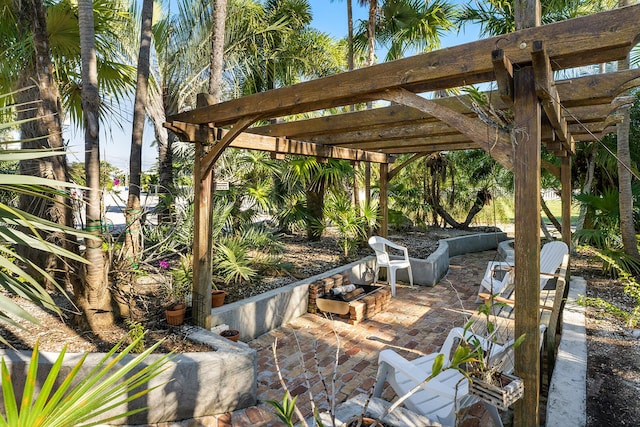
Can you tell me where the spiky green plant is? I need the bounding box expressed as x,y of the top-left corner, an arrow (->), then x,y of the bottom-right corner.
0,94 -> 96,343
0,335 -> 171,426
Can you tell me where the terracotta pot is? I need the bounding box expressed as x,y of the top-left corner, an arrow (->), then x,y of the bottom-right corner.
346,417 -> 379,427
165,304 -> 186,326
220,329 -> 240,342
211,290 -> 227,307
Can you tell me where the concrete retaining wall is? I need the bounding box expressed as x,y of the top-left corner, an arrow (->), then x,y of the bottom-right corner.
210,257 -> 377,341
215,232 -> 508,340
0,328 -> 256,425
394,232 -> 508,286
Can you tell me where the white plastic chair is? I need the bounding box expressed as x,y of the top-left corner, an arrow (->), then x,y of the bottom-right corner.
480,240 -> 569,295
373,325 -> 546,426
372,327 -> 512,426
368,236 -> 414,296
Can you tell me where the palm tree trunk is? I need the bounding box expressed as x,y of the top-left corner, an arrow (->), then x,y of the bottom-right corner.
617,0 -> 638,258
77,0 -> 113,329
366,0 -> 376,66
15,0 -> 77,286
347,0 -> 354,71
209,0 -> 228,101
123,0 -> 154,265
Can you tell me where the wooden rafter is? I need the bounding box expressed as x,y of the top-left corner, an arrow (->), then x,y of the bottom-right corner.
380,88 -> 513,169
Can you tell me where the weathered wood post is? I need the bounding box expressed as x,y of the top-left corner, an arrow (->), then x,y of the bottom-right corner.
513,1 -> 542,426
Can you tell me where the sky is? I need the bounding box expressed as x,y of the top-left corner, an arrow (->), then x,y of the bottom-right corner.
67,0 -> 480,173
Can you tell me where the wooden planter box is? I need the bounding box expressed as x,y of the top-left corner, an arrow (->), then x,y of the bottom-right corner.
469,372 -> 524,411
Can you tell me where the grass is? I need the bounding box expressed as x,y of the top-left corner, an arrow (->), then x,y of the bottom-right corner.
471,196 -> 580,228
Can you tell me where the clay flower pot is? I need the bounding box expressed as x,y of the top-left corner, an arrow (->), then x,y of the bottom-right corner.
211,289 -> 227,307
165,303 -> 186,326
220,329 -> 240,342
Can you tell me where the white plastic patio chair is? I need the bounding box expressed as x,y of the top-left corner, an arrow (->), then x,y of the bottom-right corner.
373,325 -> 546,426
372,327 -> 512,426
368,236 -> 414,297
479,240 -> 569,295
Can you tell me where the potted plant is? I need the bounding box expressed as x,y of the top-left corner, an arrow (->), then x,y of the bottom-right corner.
458,299 -> 526,411
220,328 -> 240,342
211,282 -> 227,307
165,255 -> 192,325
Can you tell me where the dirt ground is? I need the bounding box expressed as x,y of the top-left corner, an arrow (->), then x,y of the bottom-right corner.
573,248 -> 640,426
1,227 -> 639,425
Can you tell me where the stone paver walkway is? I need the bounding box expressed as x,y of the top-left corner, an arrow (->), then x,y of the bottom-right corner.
207,250 -> 497,426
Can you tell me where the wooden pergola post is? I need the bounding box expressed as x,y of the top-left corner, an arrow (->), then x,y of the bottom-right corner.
513,64 -> 542,426
513,5 -> 542,427
379,162 -> 389,238
193,140 -> 213,329
561,155 -> 572,249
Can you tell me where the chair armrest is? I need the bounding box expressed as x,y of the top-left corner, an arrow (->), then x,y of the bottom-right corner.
384,241 -> 410,259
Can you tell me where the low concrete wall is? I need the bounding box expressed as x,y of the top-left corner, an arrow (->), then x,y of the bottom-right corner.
394,232 -> 508,286
0,328 -> 256,425
210,257 -> 377,341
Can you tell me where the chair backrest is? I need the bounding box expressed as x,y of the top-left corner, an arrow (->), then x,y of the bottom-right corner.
368,236 -> 391,265
540,241 -> 569,275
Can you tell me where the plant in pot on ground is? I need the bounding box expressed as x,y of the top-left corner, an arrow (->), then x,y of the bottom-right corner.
164,256 -> 192,325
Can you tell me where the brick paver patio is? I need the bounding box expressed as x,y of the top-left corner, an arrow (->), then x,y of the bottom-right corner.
209,250 -> 498,426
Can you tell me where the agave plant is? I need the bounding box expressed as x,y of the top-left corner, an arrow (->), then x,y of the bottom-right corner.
0,335 -> 171,426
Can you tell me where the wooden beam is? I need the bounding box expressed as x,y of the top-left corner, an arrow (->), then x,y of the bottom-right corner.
492,49 -> 514,106
192,141 -> 213,329
308,121 -> 459,145
388,152 -> 428,181
561,156 -> 572,248
167,121 -> 390,163
199,115 -> 259,177
513,65 -> 542,427
531,41 -> 572,153
167,5 -> 640,127
380,88 -> 513,170
541,159 -> 560,179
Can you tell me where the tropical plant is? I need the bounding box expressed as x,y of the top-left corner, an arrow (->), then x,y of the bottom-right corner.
0,111 -> 96,344
322,192 -> 368,258
354,0 -> 459,61
0,336 -> 171,426
77,0 -> 113,329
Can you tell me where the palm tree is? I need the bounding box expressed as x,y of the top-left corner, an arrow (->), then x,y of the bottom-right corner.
209,0 -> 228,102
77,0 -> 113,329
354,0 -> 459,61
9,0 -> 75,285
122,0 -> 154,265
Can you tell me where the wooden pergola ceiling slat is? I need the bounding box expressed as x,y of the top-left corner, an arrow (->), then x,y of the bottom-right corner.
167,5 -> 640,127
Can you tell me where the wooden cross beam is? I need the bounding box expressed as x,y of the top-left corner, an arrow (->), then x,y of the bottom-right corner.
165,121 -> 390,164
167,5 -> 640,127
379,88 -> 513,170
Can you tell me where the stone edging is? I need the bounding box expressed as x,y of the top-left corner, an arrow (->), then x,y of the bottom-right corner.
545,276 -> 587,427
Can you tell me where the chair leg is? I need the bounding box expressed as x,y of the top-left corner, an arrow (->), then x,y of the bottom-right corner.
373,266 -> 379,285
482,402 -> 504,427
373,361 -> 391,398
407,265 -> 414,288
389,268 -> 397,297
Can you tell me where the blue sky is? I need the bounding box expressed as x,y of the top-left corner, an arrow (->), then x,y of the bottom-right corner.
70,0 -> 480,172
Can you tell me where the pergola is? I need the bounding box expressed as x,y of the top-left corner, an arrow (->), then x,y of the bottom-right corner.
165,5 -> 640,425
